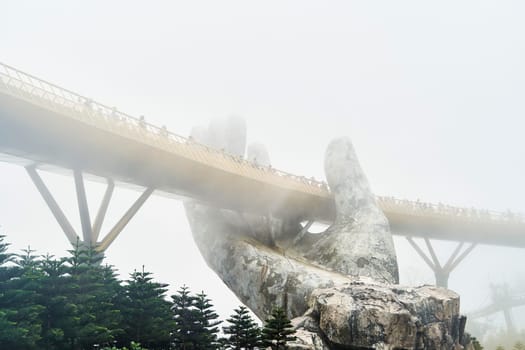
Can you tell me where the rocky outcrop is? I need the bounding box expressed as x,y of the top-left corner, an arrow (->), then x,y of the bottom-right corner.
299,281 -> 465,349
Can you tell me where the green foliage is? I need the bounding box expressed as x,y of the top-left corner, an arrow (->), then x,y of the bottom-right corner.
101,340 -> 148,350
38,253 -> 78,349
171,286 -> 222,349
119,266 -> 173,349
0,233 -> 283,350
0,234 -> 13,266
261,307 -> 296,350
0,235 -> 174,350
171,285 -> 200,349
223,305 -> 260,350
194,291 -> 221,349
62,242 -> 123,349
0,243 -> 43,349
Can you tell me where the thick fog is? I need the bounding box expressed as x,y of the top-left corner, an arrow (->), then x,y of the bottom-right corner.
1,0 -> 525,340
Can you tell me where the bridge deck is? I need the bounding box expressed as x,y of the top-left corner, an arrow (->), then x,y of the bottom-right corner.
1,62 -> 524,247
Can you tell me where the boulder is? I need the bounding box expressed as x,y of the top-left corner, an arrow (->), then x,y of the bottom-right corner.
306,280 -> 465,349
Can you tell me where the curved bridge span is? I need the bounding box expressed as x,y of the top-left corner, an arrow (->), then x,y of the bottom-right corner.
1,62 -> 524,256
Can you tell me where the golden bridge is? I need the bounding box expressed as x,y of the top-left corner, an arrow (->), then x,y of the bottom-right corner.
1,62 -> 523,287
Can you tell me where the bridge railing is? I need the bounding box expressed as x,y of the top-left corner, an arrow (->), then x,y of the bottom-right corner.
1,62 -> 524,226
0,62 -> 330,197
377,196 -> 524,225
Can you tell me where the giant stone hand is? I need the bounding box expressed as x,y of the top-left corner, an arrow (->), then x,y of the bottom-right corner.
184,117 -> 465,349
185,115 -> 398,310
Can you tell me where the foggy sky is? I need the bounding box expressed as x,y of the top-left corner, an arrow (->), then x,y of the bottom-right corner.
1,0 -> 525,336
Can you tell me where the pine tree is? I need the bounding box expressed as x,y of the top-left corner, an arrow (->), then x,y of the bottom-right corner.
119,266 -> 173,349
37,254 -> 77,350
0,234 -> 13,266
194,291 -> 221,349
10,247 -> 45,348
0,235 -> 40,349
0,243 -> 46,349
171,287 -> 222,349
223,305 -> 260,350
64,242 -> 122,349
261,307 -> 296,350
171,285 -> 199,349
93,263 -> 125,346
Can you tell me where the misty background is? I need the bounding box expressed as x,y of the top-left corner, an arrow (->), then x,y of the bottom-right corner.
1,0 -> 525,339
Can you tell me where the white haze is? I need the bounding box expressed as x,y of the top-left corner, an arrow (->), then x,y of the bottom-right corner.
1,0 -> 525,337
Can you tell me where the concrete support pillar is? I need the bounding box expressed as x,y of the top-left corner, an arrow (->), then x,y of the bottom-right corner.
97,187 -> 154,251
26,165 -> 79,244
74,169 -> 93,244
92,179 -> 114,242
26,166 -> 153,252
406,237 -> 476,288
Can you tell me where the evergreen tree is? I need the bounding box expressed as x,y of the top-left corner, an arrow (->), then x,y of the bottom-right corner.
0,235 -> 41,349
171,287 -> 222,349
37,254 -> 76,350
0,235 -> 15,339
171,285 -> 200,349
0,233 -> 247,350
194,291 -> 221,349
10,247 -> 45,348
119,266 -> 173,349
0,246 -> 45,349
261,307 -> 296,350
223,305 -> 260,350
0,234 -> 13,266
92,263 -> 125,347
64,242 -> 122,349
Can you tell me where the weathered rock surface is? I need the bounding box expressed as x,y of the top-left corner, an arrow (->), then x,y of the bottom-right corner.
185,200 -> 352,319
288,328 -> 330,350
294,137 -> 399,284
184,117 -> 467,349
306,281 -> 465,349
289,312 -> 331,349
